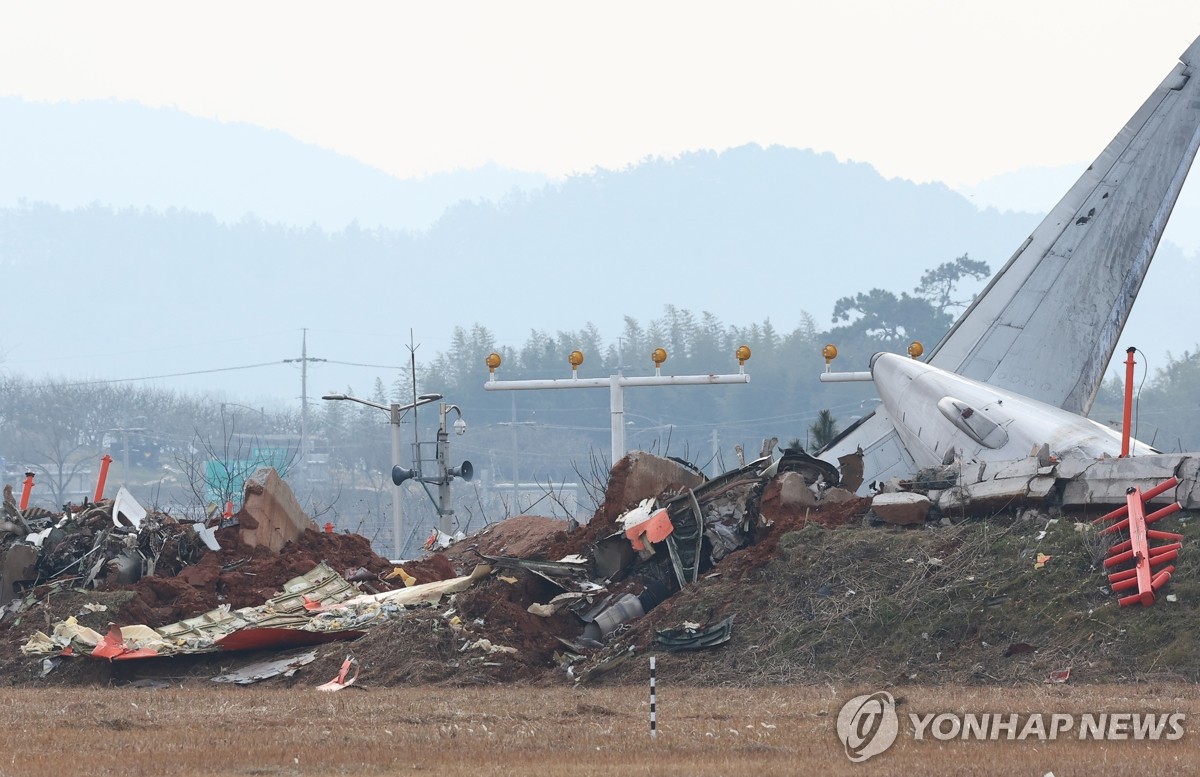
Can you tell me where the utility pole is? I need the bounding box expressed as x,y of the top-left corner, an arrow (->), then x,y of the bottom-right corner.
106,425 -> 146,488
284,328 -> 326,485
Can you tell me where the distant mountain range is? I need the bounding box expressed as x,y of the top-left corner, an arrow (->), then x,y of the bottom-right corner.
1,97 -> 1196,404
0,97 -> 547,232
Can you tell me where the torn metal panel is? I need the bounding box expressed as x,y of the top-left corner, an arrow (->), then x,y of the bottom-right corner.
478,553 -> 600,592
156,562 -> 358,646
211,650 -> 318,684
625,508 -> 673,552
655,615 -> 734,651
92,624 -> 165,660
592,534 -> 635,581
216,626 -> 366,651
191,523 -> 220,551
773,449 -> 840,487
112,487 -> 146,529
339,564 -> 494,606
26,561 -> 379,659
665,489 -> 705,586
316,656 -> 360,691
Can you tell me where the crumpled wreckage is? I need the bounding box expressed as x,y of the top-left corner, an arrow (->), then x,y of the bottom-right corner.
1,486 -> 211,603
497,448 -> 851,655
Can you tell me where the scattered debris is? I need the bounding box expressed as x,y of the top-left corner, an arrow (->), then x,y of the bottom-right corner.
2,443 -> 1197,690
870,492 -> 931,526
655,616 -> 734,651
212,650 -> 318,685
316,655 -> 359,691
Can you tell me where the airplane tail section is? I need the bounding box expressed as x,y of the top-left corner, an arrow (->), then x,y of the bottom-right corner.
820,35 -> 1200,487
927,36 -> 1200,414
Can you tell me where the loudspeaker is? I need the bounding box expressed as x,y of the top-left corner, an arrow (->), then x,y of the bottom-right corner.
391,465 -> 418,485
447,460 -> 474,482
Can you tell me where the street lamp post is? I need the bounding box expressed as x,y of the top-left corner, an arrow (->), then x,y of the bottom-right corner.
321,391 -> 443,559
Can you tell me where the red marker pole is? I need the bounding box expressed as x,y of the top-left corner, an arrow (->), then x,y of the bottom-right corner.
19,472 -> 35,510
1120,347 -> 1136,457
94,454 -> 113,502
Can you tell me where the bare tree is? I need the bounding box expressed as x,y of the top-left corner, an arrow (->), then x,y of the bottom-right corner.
173,417 -> 298,523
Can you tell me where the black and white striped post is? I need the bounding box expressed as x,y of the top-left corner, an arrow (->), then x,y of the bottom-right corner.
649,655 -> 657,740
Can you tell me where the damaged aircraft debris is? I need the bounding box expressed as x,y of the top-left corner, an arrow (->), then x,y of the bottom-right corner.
0,436 -> 1196,688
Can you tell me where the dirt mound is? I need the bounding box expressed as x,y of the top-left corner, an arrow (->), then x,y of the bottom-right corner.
5,451 -> 1199,692
588,512 -> 1200,687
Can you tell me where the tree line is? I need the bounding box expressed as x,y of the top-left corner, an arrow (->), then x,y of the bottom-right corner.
4,254 -> 1197,535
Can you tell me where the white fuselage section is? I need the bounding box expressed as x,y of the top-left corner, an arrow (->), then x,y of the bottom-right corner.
869,353 -> 1153,469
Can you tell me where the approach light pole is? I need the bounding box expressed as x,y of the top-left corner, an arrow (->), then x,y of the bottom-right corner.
482,346 -> 751,465
321,391 -> 443,559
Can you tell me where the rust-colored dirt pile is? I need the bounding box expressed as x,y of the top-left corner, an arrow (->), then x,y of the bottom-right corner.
114,527 -> 414,628
21,449 -> 1193,691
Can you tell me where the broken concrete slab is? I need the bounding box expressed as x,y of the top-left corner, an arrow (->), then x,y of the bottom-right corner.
989,457 -> 1047,482
759,472 -> 815,524
871,492 -> 930,525
821,487 -> 859,505
1059,456 -> 1187,508
1181,458 -> 1200,510
608,452 -> 706,512
240,467 -> 319,552
778,471 -> 818,507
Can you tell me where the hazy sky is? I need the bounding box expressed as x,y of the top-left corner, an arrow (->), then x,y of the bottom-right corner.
3,1 -> 1199,187
3,2 -> 1200,407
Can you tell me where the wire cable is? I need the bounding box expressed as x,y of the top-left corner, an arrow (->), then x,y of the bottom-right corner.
324,359 -> 408,369
1134,348 -> 1150,449
55,361 -> 285,386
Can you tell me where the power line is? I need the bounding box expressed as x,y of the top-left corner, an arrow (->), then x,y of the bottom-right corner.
324,359 -> 407,369
55,361 -> 284,386
47,354 -> 409,388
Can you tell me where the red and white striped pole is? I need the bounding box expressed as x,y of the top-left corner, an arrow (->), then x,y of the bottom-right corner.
649,656 -> 657,740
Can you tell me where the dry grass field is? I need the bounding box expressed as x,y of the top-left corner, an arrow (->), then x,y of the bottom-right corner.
1,682 -> 1197,776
